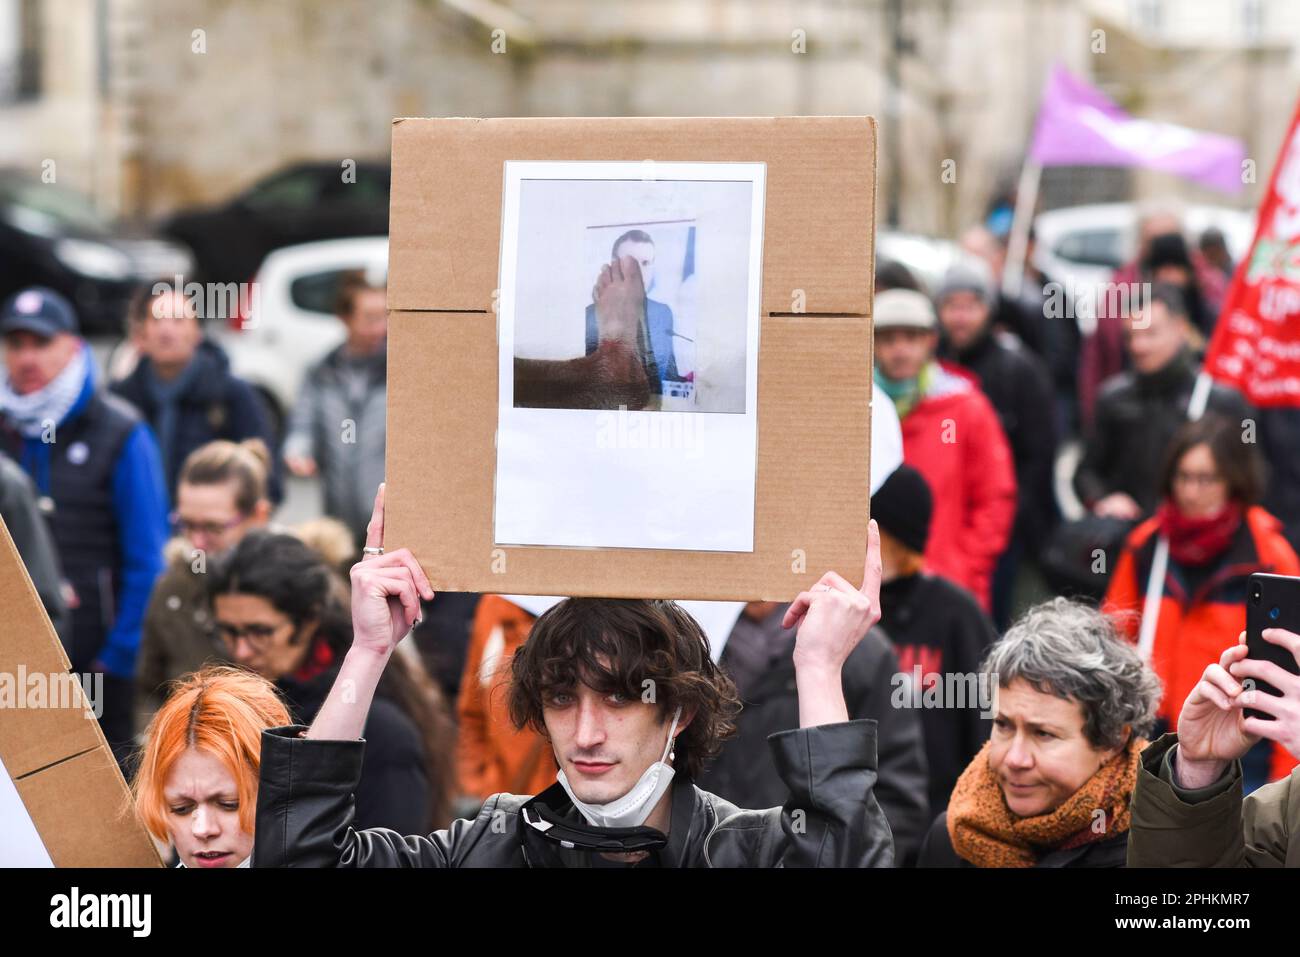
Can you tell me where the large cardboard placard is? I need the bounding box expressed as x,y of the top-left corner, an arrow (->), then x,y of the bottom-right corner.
385,116 -> 875,600
0,516 -> 162,866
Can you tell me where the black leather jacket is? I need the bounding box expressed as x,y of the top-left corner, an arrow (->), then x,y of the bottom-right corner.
699,622 -> 928,866
253,719 -> 894,867
1074,348 -> 1251,513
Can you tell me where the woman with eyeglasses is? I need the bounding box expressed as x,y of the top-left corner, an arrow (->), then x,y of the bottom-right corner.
134,438 -> 271,734
133,665 -> 289,867
1104,414 -> 1300,791
207,530 -> 456,833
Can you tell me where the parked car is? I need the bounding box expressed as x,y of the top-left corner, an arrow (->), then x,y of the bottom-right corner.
876,231 -> 976,294
0,170 -> 194,335
209,236 -> 389,439
1032,201 -> 1255,297
160,161 -> 389,287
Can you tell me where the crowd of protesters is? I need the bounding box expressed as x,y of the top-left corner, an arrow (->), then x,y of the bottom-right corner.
4,198 -> 1300,868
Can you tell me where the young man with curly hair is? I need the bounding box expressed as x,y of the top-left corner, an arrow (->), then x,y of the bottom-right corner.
253,485 -> 895,868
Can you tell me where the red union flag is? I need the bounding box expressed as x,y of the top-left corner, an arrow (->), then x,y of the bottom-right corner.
1204,102 -> 1300,406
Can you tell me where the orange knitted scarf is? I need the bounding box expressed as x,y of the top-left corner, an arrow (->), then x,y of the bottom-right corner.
946,737 -> 1145,868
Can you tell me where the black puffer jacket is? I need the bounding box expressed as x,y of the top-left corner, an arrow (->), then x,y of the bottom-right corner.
1256,407 -> 1300,552
878,573 -> 996,819
1074,348 -> 1251,513
253,719 -> 893,868
112,339 -> 277,498
698,614 -> 928,866
276,662 -> 430,834
943,329 -> 1058,555
0,451 -> 66,634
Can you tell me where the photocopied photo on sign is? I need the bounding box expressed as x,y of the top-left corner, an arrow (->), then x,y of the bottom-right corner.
494,160 -> 766,551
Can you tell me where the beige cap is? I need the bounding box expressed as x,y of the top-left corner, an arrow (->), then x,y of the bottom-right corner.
874,288 -> 936,330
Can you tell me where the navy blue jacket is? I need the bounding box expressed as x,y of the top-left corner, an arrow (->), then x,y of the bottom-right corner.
112,339 -> 277,498
1,347 -> 168,676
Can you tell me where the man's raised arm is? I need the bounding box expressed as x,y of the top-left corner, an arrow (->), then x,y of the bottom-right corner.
782,519 -> 883,728
305,483 -> 434,742
254,484 -> 461,869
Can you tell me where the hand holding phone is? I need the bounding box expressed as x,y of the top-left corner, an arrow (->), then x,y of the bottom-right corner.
1176,638 -> 1258,788
1214,574 -> 1300,764
1241,574 -> 1300,721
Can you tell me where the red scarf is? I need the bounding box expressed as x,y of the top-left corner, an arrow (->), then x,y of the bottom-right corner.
290,638 -> 336,683
1157,500 -> 1242,567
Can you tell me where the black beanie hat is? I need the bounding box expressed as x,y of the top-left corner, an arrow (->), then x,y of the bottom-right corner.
1143,232 -> 1194,273
870,464 -> 933,555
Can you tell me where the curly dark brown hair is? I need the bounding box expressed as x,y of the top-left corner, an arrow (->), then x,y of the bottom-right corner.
506,598 -> 741,779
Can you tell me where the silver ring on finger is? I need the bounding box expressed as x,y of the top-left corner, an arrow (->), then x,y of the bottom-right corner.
363,546 -> 384,556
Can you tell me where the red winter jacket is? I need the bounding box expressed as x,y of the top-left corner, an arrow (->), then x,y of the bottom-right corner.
1103,506 -> 1300,783
897,365 -> 1018,611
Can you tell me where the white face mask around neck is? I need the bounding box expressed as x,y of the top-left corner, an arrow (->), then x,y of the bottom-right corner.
555,706 -> 682,829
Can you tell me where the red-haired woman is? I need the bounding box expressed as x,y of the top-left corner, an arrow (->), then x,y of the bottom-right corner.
132,665 -> 289,867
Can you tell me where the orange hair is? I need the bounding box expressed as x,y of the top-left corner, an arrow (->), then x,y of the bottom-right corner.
132,665 -> 290,844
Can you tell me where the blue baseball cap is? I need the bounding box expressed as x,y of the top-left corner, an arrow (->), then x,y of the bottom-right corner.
0,286 -> 79,339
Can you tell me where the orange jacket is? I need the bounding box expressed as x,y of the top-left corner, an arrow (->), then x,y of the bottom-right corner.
1104,506 -> 1300,782
456,596 -> 557,799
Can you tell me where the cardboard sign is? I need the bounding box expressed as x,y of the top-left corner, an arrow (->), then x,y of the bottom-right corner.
0,516 -> 162,867
385,116 -> 876,600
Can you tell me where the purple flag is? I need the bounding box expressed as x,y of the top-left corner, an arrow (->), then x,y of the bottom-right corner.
1029,64 -> 1245,193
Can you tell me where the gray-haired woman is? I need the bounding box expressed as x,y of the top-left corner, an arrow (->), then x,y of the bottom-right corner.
917,598 -> 1161,867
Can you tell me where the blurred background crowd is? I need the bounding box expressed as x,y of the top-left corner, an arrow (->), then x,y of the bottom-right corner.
5,0 -> 1300,867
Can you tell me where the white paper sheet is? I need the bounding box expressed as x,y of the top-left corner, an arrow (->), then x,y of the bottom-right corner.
870,382 -> 904,495
494,161 -> 767,552
0,753 -> 55,867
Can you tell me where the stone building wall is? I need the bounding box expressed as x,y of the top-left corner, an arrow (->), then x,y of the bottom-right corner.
4,0 -> 1298,236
